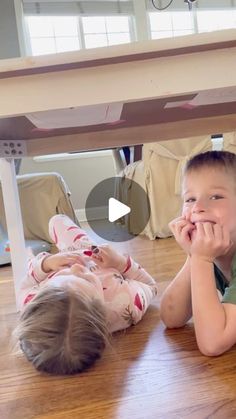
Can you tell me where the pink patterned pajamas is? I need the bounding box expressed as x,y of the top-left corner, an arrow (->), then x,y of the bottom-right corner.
19,215 -> 158,333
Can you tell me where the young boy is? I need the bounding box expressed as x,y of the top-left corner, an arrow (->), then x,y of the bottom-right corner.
160,150 -> 236,356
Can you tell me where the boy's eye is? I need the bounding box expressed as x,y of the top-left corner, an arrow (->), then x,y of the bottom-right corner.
211,195 -> 223,200
185,197 -> 195,203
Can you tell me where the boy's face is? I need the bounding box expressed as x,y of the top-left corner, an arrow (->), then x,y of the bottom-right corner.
182,167 -> 236,237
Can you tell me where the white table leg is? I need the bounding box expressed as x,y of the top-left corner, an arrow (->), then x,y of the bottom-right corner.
0,158 -> 27,310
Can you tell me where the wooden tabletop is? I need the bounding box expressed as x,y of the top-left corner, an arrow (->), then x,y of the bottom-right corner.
1,29 -> 236,157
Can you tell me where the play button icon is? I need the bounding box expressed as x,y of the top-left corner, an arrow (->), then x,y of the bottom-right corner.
85,176 -> 150,242
108,198 -> 131,222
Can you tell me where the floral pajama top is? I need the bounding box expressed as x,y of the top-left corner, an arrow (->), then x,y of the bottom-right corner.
18,252 -> 158,333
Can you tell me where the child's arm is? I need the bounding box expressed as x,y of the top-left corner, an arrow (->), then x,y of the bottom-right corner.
121,255 -> 158,309
189,222 -> 236,356
18,251 -> 87,308
106,263 -> 158,333
107,278 -> 156,334
21,252 -> 51,289
90,244 -> 157,314
160,216 -> 195,328
122,255 -> 156,285
20,251 -> 85,291
90,244 -> 127,272
160,256 -> 192,328
91,244 -> 157,287
41,252 -> 85,273
190,256 -> 233,355
17,251 -> 51,309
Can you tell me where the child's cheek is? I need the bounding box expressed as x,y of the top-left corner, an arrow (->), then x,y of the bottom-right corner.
183,208 -> 194,225
182,205 -> 190,217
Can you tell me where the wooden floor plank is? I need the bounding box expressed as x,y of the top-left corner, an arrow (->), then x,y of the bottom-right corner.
1,235 -> 236,419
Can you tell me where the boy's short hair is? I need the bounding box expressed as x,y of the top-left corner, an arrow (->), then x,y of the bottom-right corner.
184,150 -> 236,176
14,286 -> 109,375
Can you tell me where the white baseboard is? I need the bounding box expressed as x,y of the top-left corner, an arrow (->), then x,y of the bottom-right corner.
75,206 -> 107,223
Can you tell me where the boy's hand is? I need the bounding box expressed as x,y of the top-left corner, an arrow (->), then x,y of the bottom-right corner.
42,252 -> 85,273
190,222 -> 232,263
169,216 -> 196,255
90,244 -> 127,272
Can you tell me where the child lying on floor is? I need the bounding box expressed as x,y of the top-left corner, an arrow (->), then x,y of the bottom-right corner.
14,214 -> 157,375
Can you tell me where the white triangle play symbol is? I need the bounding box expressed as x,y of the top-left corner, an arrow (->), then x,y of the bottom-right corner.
108,198 -> 131,222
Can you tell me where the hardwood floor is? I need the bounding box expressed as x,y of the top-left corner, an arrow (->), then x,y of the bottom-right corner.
1,234 -> 236,419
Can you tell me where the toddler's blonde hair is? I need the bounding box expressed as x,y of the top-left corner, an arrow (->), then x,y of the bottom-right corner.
13,286 -> 109,375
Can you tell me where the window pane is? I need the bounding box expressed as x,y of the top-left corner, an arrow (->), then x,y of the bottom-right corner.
172,12 -> 193,30
149,12 -> 172,31
55,37 -> 80,53
108,33 -> 130,45
197,10 -> 236,32
26,14 -> 132,56
31,38 -> 56,55
84,34 -> 108,49
106,16 -> 129,33
149,10 -> 194,39
52,17 -> 78,36
173,30 -> 193,37
152,31 -> 173,39
27,16 -> 53,37
83,17 -> 106,34
197,11 -> 216,32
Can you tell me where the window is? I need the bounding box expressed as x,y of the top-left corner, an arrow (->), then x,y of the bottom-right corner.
26,15 -> 131,55
197,10 -> 236,33
82,16 -> 131,49
149,8 -> 236,40
26,16 -> 80,55
149,11 -> 194,40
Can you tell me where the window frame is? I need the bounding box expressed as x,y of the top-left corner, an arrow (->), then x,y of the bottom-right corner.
25,13 -> 135,56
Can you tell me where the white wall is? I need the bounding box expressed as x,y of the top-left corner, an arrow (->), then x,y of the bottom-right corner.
0,0 -> 20,58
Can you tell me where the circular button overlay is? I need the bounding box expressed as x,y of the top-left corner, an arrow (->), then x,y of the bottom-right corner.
85,177 -> 150,242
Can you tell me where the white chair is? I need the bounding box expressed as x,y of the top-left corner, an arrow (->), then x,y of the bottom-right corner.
222,131 -> 236,153
0,172 -> 79,264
